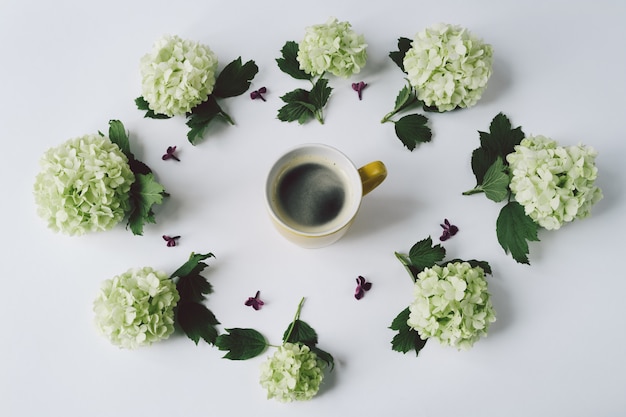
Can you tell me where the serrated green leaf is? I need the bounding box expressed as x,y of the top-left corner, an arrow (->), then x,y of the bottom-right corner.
216,328 -> 268,360
394,252 -> 420,282
127,172 -> 166,235
388,37 -> 413,72
496,201 -> 540,264
171,252 -> 214,278
481,157 -> 510,202
393,85 -> 414,113
276,41 -> 312,80
470,113 -> 524,187
176,302 -> 220,345
108,120 -> 131,156
212,57 -> 258,98
408,236 -> 446,271
389,307 -> 428,355
283,319 -> 318,345
176,274 -> 213,304
277,101 -> 315,124
395,113 -> 432,151
309,78 -> 332,110
135,96 -> 172,119
185,96 -> 233,144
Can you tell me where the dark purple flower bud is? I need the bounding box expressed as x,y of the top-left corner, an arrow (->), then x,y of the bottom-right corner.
439,219 -> 459,241
351,81 -> 367,100
245,290 -> 265,310
162,235 -> 180,247
250,87 -> 267,101
162,146 -> 180,161
354,276 -> 372,300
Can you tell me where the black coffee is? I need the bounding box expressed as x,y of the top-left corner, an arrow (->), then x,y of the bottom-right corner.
277,162 -> 346,228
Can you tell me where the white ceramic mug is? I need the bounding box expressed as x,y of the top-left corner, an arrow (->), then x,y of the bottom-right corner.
265,143 -> 387,248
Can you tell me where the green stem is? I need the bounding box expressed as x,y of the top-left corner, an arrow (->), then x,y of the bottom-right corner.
283,297 -> 306,343
462,186 -> 484,196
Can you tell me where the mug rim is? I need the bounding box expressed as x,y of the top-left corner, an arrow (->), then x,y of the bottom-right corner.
265,143 -> 363,238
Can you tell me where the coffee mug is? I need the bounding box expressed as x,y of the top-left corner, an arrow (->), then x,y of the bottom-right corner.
265,143 -> 387,248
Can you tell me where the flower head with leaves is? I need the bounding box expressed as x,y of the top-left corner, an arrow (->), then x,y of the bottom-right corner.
403,23 -> 493,112
408,262 -> 496,350
507,135 -> 603,231
93,267 -> 180,349
33,134 -> 135,236
139,34 -> 219,117
297,17 -> 367,78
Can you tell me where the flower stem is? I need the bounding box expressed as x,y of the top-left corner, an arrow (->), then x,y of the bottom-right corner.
283,297 -> 306,343
462,187 -> 484,196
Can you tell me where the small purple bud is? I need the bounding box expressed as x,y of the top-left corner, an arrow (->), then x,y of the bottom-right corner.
250,87 -> 267,101
352,81 -> 367,100
354,276 -> 372,300
245,290 -> 265,310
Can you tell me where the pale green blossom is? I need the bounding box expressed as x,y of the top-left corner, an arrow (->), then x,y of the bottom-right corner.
297,17 -> 367,78
259,342 -> 324,402
408,262 -> 496,350
93,267 -> 180,349
140,34 -> 218,116
33,135 -> 135,236
403,23 -> 493,112
507,135 -> 603,230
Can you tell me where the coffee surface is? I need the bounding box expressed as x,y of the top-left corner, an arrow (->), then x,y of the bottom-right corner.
277,162 -> 346,228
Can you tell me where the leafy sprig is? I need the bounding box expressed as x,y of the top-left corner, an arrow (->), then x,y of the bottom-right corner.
381,38 -> 433,151
106,120 -> 167,235
170,253 -> 220,345
216,297 -> 334,370
136,57 -> 258,145
391,236 -> 492,356
276,41 -> 332,124
462,113 -> 540,264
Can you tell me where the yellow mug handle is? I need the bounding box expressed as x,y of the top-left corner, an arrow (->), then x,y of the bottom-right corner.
358,161 -> 387,196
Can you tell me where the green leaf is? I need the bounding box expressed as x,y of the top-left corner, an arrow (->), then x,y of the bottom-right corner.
108,120 -> 131,156
389,37 -> 413,72
389,307 -> 428,355
311,346 -> 335,371
127,172 -> 166,235
276,41 -> 312,80
283,319 -> 318,346
446,259 -> 493,275
408,236 -> 446,272
394,113 -> 432,151
216,328 -> 268,360
176,302 -> 220,345
394,252 -> 421,282
277,89 -> 316,124
481,157 -> 510,202
471,112 -> 524,185
309,78 -> 332,110
135,96 -> 172,119
185,96 -> 233,144
213,57 -> 258,98
171,252 -> 215,278
496,201 -> 540,264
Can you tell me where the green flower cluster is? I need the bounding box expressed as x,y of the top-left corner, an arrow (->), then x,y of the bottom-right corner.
259,342 -> 325,402
140,34 -> 219,117
403,23 -> 493,112
507,135 -> 603,230
93,267 -> 180,349
408,262 -> 496,350
33,134 -> 135,236
297,17 -> 367,78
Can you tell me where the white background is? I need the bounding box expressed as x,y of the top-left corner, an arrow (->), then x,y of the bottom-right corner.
1,1 -> 625,416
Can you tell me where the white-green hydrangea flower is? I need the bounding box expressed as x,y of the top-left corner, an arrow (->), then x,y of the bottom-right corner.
140,34 -> 218,117
403,23 -> 493,112
297,17 -> 367,78
507,135 -> 603,230
408,262 -> 496,350
259,342 -> 325,402
33,135 -> 135,236
93,267 -> 180,349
